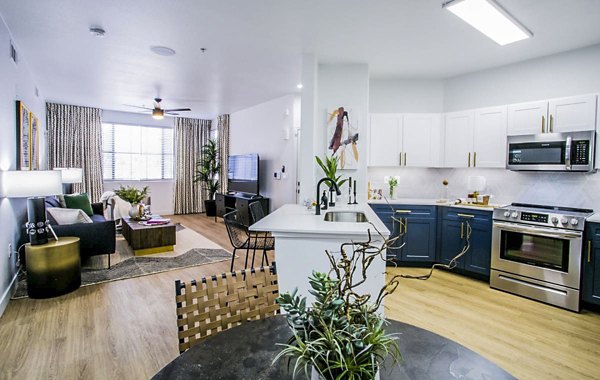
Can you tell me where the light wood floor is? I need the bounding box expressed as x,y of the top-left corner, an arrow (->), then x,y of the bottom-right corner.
0,214 -> 598,379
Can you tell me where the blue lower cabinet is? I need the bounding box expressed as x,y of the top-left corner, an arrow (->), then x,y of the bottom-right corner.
438,207 -> 493,277
463,221 -> 492,276
583,222 -> 600,306
439,220 -> 465,267
401,218 -> 436,262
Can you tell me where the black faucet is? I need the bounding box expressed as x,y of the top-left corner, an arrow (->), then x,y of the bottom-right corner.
316,177 -> 341,215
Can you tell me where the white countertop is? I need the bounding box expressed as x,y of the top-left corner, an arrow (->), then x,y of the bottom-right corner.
249,203 -> 390,237
367,198 -> 502,212
587,213 -> 600,223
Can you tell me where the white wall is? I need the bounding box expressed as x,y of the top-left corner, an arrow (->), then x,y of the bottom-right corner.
314,64 -> 370,202
229,94 -> 299,211
101,110 -> 175,215
370,78 -> 444,113
444,43 -> 600,111
0,16 -> 46,316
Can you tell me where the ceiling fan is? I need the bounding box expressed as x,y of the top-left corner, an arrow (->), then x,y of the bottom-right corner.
124,98 -> 191,120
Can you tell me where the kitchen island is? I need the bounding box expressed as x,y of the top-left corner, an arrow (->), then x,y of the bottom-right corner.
250,203 -> 390,311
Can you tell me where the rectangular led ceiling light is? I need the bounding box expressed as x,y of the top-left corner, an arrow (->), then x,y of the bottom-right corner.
443,0 -> 532,46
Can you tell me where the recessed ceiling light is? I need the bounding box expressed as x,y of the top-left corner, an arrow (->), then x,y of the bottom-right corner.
443,0 -> 532,46
89,26 -> 106,38
150,46 -> 176,56
296,83 -> 303,89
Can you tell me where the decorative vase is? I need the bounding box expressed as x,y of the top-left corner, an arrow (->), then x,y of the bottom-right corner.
128,204 -> 143,219
311,366 -> 380,380
389,186 -> 397,200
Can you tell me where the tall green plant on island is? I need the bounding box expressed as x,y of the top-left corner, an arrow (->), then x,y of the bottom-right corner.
315,155 -> 348,188
194,139 -> 220,200
274,232 -> 402,379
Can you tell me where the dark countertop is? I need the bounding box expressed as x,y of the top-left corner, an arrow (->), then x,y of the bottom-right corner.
153,315 -> 514,380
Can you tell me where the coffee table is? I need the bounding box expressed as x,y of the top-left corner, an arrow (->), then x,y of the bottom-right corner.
122,217 -> 176,256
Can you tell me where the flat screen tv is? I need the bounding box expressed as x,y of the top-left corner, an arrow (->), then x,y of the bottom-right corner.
228,154 -> 260,195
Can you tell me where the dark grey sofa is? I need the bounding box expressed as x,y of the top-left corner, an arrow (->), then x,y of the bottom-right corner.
44,197 -> 116,267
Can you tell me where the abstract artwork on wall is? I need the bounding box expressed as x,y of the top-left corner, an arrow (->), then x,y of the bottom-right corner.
16,100 -> 39,170
326,106 -> 359,170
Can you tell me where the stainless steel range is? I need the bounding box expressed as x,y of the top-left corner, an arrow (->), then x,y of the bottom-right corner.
491,203 -> 594,311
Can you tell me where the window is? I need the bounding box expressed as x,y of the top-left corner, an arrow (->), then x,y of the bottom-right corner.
102,123 -> 174,180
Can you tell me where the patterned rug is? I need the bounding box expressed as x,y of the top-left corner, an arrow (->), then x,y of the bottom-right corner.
12,225 -> 233,299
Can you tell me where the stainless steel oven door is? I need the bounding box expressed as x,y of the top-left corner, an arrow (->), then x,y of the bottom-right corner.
491,221 -> 583,289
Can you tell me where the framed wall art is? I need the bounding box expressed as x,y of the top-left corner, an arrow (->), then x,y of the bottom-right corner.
325,106 -> 359,170
16,100 -> 39,170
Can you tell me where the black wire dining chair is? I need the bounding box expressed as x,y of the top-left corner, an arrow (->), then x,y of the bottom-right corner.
223,210 -> 274,272
249,201 -> 272,267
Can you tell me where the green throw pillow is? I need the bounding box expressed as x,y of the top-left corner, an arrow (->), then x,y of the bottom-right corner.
64,193 -> 94,216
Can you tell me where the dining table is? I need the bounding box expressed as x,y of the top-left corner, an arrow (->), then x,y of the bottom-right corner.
153,315 -> 515,379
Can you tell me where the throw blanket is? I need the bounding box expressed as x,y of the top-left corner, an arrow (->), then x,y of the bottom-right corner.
100,191 -> 131,221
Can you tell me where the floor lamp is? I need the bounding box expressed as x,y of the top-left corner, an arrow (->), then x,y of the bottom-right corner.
54,168 -> 83,194
0,170 -> 63,245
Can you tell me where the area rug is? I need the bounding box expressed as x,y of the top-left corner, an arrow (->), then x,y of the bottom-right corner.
11,225 -> 233,299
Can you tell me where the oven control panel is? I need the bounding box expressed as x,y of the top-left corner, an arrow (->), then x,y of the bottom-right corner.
493,207 -> 588,231
520,212 -> 548,223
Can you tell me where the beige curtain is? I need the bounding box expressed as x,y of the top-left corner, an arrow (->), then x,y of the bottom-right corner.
174,117 -> 211,214
217,114 -> 230,194
47,103 -> 104,202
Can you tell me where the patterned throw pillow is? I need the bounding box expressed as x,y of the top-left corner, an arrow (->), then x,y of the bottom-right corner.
47,207 -> 93,225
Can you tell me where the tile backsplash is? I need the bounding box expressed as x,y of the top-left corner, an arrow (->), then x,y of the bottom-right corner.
368,167 -> 600,211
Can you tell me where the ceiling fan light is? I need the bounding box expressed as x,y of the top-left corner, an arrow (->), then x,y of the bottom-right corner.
152,109 -> 164,120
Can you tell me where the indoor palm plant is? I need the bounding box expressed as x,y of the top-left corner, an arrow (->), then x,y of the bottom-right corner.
275,233 -> 402,379
194,139 -> 220,216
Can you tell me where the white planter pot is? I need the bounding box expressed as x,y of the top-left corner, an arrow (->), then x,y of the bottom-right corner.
128,204 -> 141,218
311,366 -> 380,380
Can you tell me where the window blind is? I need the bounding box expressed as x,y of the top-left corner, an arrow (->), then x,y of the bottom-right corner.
102,123 -> 174,180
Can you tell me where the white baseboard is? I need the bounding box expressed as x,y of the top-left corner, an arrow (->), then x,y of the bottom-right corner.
0,271 -> 19,317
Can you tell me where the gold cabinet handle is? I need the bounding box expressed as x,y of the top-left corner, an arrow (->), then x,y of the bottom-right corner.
588,240 -> 592,263
468,152 -> 471,167
395,210 -> 412,214
399,152 -> 402,166
457,213 -> 475,218
549,114 -> 554,133
474,152 -> 477,167
404,152 -> 407,166
460,222 -> 464,239
542,115 -> 545,133
404,218 -> 408,234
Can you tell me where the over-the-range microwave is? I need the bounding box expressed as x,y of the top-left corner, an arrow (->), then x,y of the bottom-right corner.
506,130 -> 596,172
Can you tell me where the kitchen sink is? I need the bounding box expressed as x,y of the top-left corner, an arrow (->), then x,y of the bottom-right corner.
323,211 -> 368,223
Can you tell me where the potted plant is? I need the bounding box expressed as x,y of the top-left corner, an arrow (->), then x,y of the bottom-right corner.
315,155 -> 349,205
114,185 -> 150,219
194,139 -> 220,216
275,233 -> 401,379
384,176 -> 400,200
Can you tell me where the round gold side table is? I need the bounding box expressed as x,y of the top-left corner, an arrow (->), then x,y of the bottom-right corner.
25,237 -> 81,298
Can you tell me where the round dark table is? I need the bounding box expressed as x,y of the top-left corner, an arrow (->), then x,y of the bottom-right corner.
153,315 -> 515,380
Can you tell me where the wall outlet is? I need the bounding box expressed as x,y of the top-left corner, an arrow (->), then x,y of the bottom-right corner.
8,243 -> 12,259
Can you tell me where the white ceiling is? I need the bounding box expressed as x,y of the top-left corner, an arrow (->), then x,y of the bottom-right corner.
2,0 -> 600,119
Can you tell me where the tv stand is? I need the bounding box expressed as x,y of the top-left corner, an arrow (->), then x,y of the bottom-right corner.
215,193 -> 270,226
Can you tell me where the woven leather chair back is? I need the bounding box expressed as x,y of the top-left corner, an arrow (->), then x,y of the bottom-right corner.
175,265 -> 280,353
249,201 -> 266,224
224,210 -> 249,249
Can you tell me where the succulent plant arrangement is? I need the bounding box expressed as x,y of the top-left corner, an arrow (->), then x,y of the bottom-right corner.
275,231 -> 402,380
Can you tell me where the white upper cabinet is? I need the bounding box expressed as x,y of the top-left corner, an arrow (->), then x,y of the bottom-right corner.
596,95 -> 600,170
507,95 -> 597,135
444,111 -> 474,168
369,113 -> 441,167
473,106 -> 507,168
507,100 -> 547,136
402,114 -> 442,167
548,95 -> 597,133
369,114 -> 402,166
